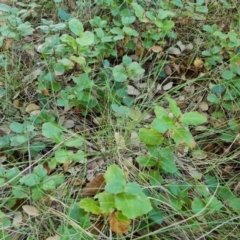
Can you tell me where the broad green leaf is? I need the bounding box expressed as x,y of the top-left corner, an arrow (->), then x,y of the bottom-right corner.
76,31 -> 95,46
172,127 -> 196,148
104,165 -> 126,185
19,174 -> 41,187
42,122 -> 63,143
64,136 -> 84,147
149,207 -> 163,224
206,196 -> 223,211
152,117 -> 175,133
123,26 -> 139,37
207,94 -> 220,104
10,135 -> 28,146
136,155 -> 157,167
113,65 -> 128,82
180,112 -> 207,125
42,179 -> 56,191
154,106 -> 168,119
229,198 -> 240,211
192,197 -> 205,214
72,150 -> 86,162
79,198 -> 100,215
131,3 -> 144,21
211,84 -> 225,93
115,192 -> 152,219
127,62 -> 145,78
149,170 -> 163,185
33,165 -> 47,179
12,185 -> 28,198
111,104 -> 130,116
69,18 -> 83,36
221,70 -> 235,80
139,128 -> 164,146
167,97 -> 181,117
55,148 -> 74,163
10,122 -> 24,133
124,183 -> 142,195
105,182 -> 125,194
96,192 -> 115,214
159,147 -> 177,173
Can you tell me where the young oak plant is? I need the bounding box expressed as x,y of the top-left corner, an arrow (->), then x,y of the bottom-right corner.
79,165 -> 152,234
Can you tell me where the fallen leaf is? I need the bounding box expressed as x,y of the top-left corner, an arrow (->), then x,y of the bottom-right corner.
25,103 -> 41,113
63,119 -> 75,129
168,47 -> 181,55
127,85 -> 140,96
22,68 -> 42,83
2,38 -> 14,50
114,132 -> 125,150
151,45 -> 162,53
12,212 -> 22,227
41,89 -> 49,96
177,41 -> 186,52
164,65 -> 172,75
13,99 -> 21,108
192,150 -> 207,160
46,235 -> 60,240
188,166 -> 202,179
198,102 -> 209,111
82,173 -> 105,196
163,82 -> 173,90
108,212 -> 131,234
22,205 -> 40,216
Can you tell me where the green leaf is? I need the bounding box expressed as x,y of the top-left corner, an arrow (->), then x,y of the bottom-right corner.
211,84 -> 225,93
10,122 -> 24,133
19,173 -> 41,187
79,198 -> 100,215
42,122 -> 63,143
123,26 -> 139,37
139,128 -> 164,146
96,192 -> 115,214
72,150 -> 86,162
152,117 -> 175,133
207,94 -> 220,104
149,207 -> 163,224
64,136 -> 84,147
136,155 -> 157,167
131,3 -> 145,21
221,70 -> 235,80
55,148 -> 74,163
192,197 -> 205,214
111,104 -> 130,116
113,65 -> 128,82
229,198 -> 240,211
206,196 -> 223,211
12,185 -> 28,198
115,192 -> 152,219
149,170 -> 163,185
76,31 -> 95,46
69,18 -> 83,36
104,165 -> 125,184
159,147 -> 177,173
172,127 -> 195,148
124,183 -> 142,195
180,112 -> 207,125
167,97 -> 181,117
154,106 -> 168,119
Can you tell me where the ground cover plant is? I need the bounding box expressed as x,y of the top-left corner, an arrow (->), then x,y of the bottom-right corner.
0,0 -> 240,239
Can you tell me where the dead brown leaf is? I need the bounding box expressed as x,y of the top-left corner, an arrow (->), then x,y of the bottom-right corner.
41,89 -> 49,96
2,38 -> 14,50
151,45 -> 162,53
82,173 -> 105,196
25,103 -> 41,113
13,99 -> 21,108
108,212 -> 131,234
22,205 -> 40,216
